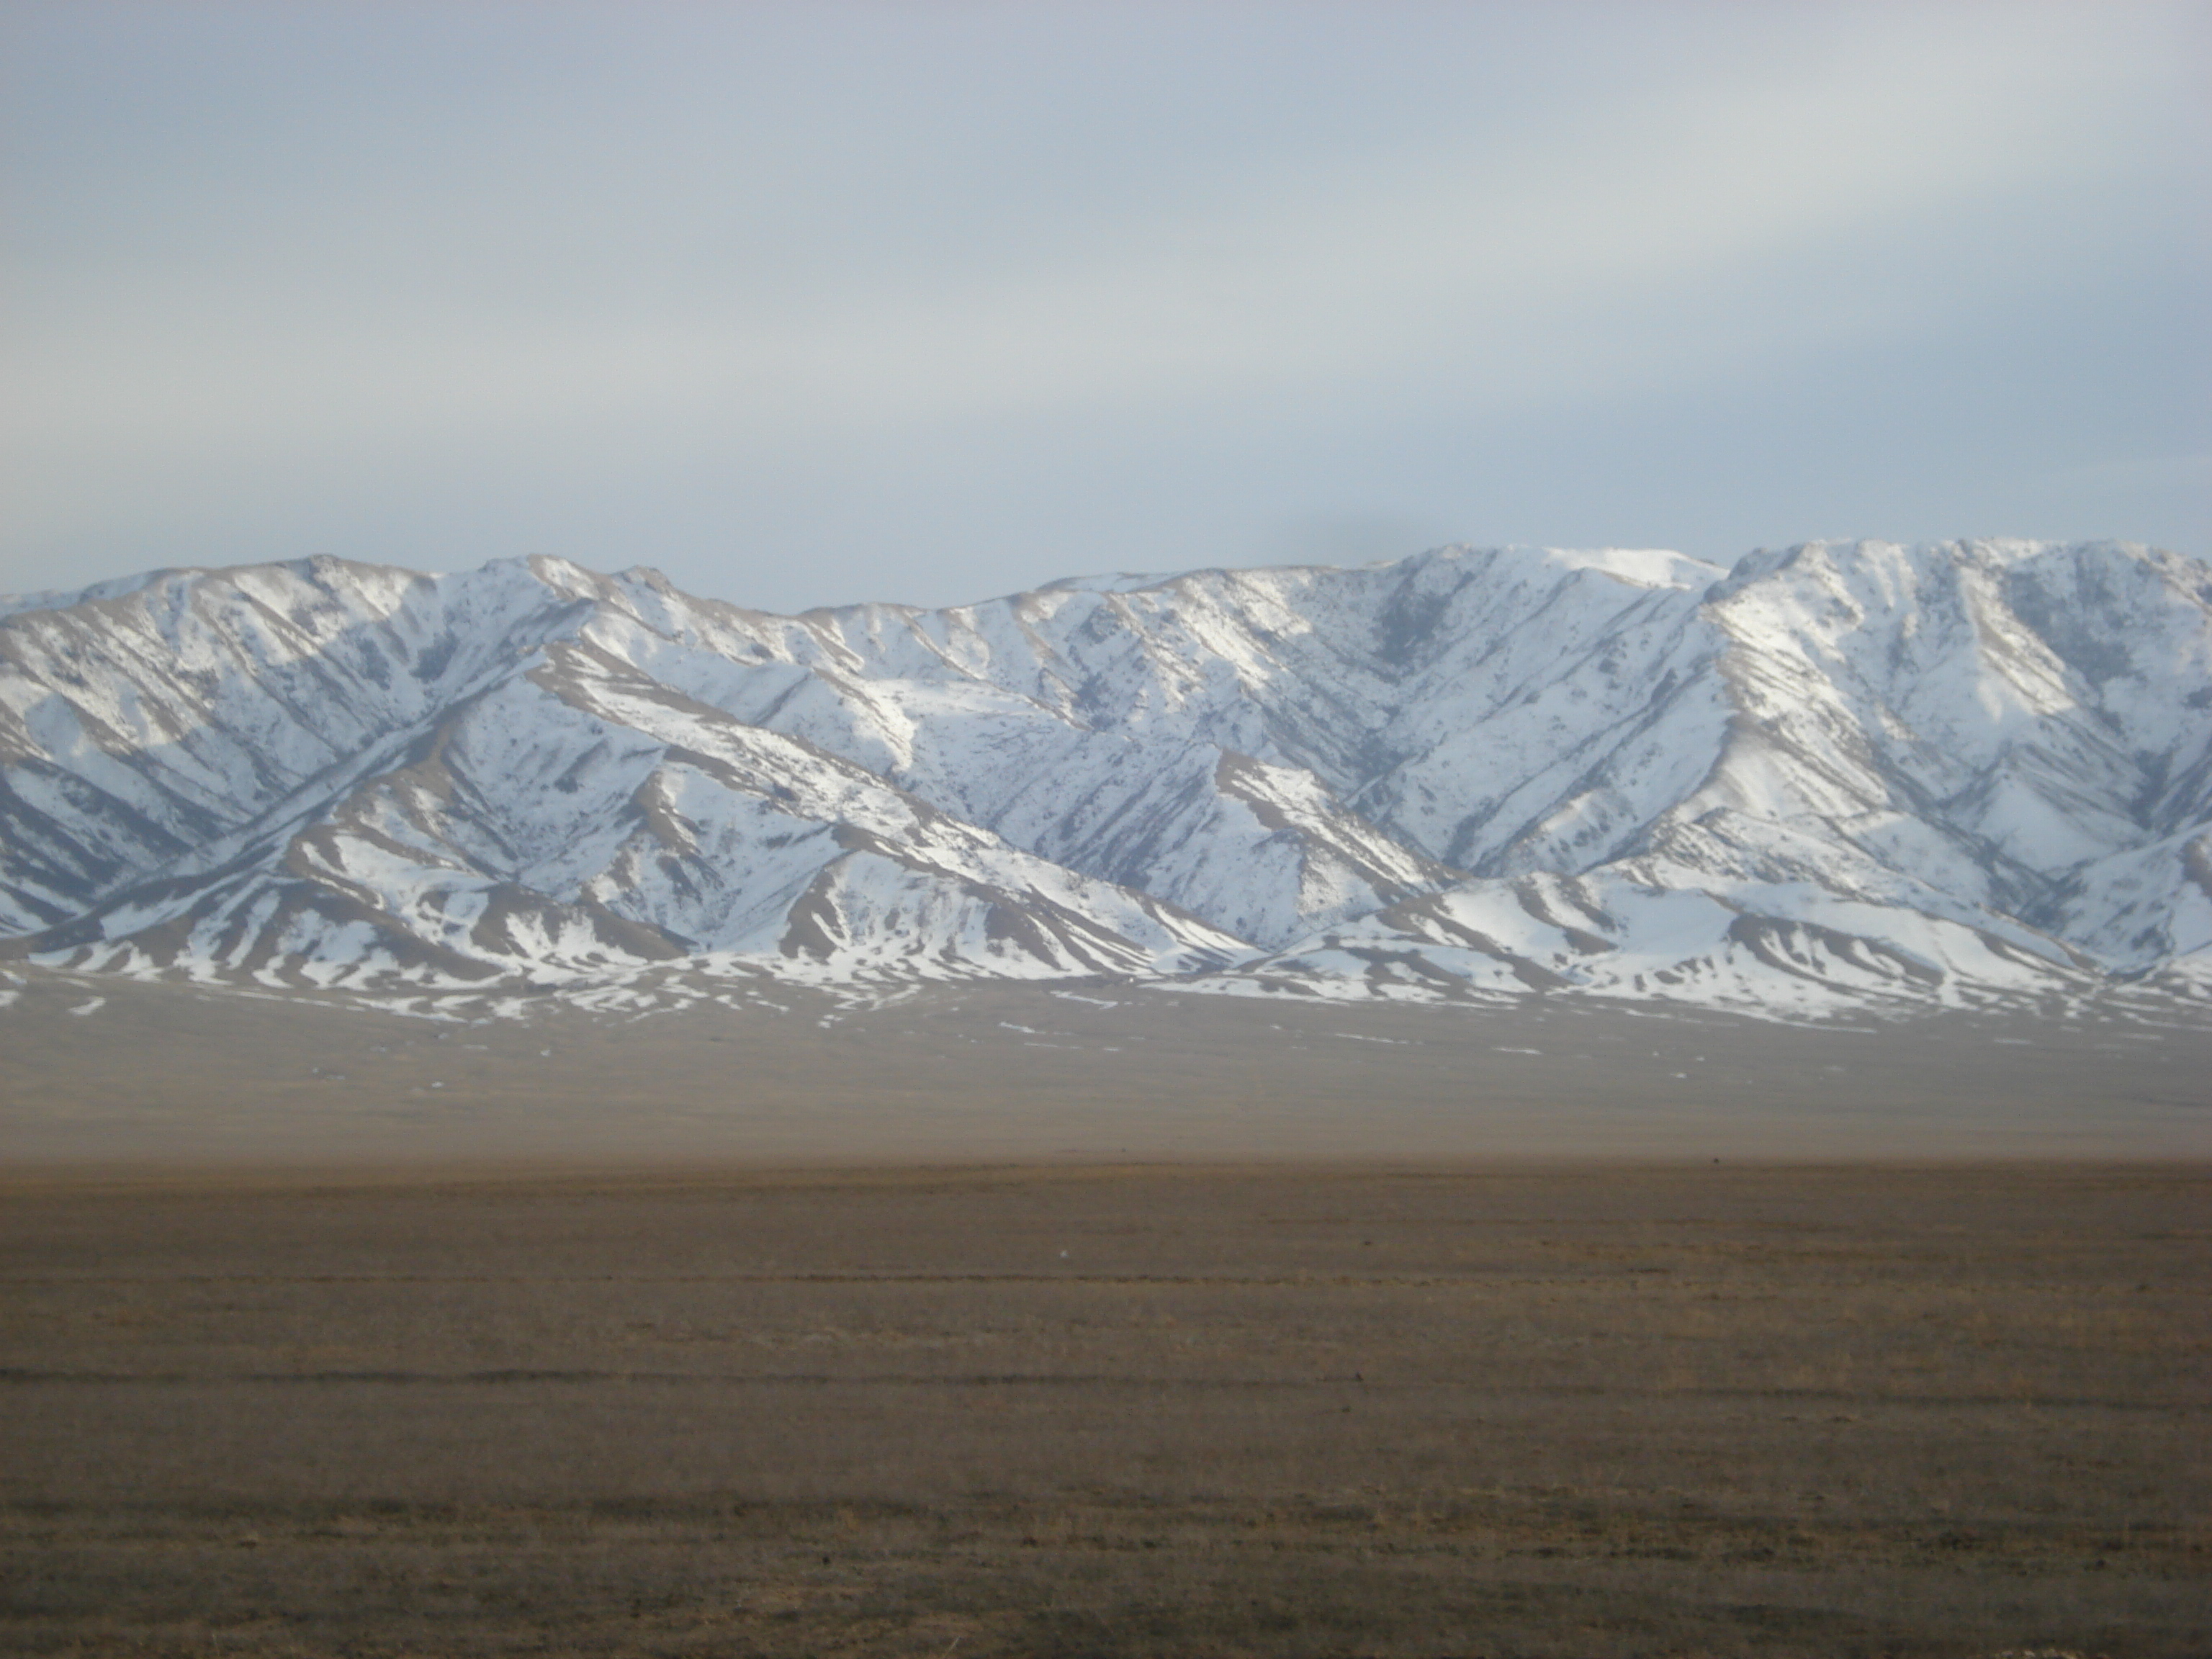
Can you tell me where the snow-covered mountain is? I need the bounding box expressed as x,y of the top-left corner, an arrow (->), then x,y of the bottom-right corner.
3,539 -> 2206,1020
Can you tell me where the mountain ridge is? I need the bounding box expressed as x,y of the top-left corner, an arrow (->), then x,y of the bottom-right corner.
2,538 -> 2206,1021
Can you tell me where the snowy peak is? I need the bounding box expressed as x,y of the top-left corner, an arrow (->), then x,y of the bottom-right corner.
1,539 -> 2206,1019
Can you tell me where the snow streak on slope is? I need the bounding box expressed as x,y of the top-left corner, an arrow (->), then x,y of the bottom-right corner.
1,540 -> 2206,1020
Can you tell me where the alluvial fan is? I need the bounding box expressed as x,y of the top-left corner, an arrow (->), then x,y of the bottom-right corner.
1,539 -> 2206,1020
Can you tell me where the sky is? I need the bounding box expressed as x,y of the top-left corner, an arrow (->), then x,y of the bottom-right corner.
2,1 -> 2206,613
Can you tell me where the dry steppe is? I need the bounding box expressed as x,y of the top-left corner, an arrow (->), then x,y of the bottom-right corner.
4,968 -> 2209,1164
4,1160 -> 2208,1657
3,972 -> 2208,1653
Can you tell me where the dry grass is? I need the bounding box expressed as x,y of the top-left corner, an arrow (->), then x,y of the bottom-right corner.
2,1162 -> 2208,1655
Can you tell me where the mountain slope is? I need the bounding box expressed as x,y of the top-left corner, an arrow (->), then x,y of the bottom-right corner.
1,539 -> 2205,1018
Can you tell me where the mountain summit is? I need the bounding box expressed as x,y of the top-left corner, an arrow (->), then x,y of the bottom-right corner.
3,540 -> 2206,1020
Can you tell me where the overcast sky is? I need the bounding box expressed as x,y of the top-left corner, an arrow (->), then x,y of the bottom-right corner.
3,1 -> 2206,611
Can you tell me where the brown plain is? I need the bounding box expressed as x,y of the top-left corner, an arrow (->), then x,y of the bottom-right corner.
4,1159 -> 2208,1658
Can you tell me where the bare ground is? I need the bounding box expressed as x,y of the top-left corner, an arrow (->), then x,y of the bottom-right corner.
2,1161 -> 2207,1656
3,968 -> 2208,1164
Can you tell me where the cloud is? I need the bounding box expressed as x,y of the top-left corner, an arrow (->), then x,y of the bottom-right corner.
1,1 -> 2204,595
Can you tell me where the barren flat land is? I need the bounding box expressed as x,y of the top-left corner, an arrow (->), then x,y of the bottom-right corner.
3,977 -> 2209,1654
4,969 -> 2210,1164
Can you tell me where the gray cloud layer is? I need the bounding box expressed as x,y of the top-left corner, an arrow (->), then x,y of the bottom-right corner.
3,1 -> 2206,610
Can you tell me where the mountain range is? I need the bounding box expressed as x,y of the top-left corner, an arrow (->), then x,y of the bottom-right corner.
3,538 -> 2207,1021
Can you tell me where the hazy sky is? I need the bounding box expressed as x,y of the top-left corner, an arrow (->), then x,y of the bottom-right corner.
3,1 -> 2206,611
